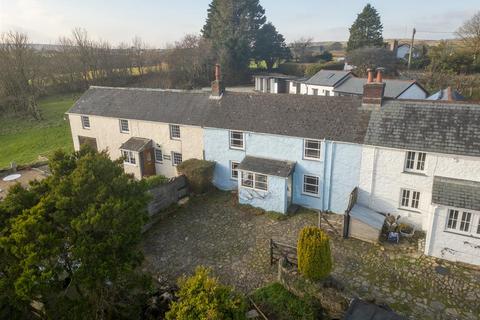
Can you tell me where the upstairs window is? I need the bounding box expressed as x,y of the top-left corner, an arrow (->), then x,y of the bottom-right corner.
405,151 -> 426,172
154,149 -> 163,163
122,150 -> 136,165
81,115 -> 90,129
400,188 -> 420,210
304,139 -> 321,160
119,119 -> 129,133
170,124 -> 181,139
230,131 -> 244,150
172,152 -> 182,166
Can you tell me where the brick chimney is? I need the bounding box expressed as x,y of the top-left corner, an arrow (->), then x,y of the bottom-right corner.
362,68 -> 385,109
210,64 -> 224,99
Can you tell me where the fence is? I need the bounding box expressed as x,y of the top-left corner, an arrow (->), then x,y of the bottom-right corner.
143,175 -> 188,232
270,239 -> 298,266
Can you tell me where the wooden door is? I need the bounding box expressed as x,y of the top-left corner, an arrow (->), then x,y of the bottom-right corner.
141,148 -> 156,177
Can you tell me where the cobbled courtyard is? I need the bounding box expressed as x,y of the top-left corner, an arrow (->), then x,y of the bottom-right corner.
142,191 -> 480,320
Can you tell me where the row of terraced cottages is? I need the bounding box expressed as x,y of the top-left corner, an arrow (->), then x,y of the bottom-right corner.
67,69 -> 480,267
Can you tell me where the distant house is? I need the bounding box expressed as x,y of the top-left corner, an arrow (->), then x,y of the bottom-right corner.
428,87 -> 465,101
253,73 -> 297,94
289,70 -> 352,96
334,77 -> 428,100
390,40 -> 418,60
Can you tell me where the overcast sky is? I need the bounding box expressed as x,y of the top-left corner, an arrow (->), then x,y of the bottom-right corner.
1,0 -> 478,48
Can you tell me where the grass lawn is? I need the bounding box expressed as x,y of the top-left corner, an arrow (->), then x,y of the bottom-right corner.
251,283 -> 323,320
0,94 -> 79,169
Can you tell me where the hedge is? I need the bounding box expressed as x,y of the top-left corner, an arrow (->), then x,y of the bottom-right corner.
297,226 -> 332,281
176,159 -> 215,194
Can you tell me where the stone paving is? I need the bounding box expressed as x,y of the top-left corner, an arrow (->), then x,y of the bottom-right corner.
142,191 -> 480,320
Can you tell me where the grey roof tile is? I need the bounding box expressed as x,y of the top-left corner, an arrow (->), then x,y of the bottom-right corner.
334,78 -> 425,98
304,70 -> 351,86
432,176 -> 480,211
238,156 -> 295,177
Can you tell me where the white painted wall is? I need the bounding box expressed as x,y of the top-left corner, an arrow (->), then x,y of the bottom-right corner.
396,45 -> 410,59
425,206 -> 480,266
300,84 -> 335,96
398,84 -> 427,100
358,145 -> 480,230
68,114 -> 204,179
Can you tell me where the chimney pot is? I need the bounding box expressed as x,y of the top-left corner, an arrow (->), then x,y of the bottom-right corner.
367,69 -> 374,83
376,67 -> 385,83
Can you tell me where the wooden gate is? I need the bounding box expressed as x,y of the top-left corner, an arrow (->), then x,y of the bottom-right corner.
270,239 -> 297,266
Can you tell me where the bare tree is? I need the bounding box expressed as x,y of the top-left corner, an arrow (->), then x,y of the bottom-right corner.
457,11 -> 480,63
0,31 -> 42,118
291,37 -> 313,62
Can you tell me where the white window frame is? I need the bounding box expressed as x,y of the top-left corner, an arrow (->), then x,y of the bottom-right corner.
303,139 -> 322,161
404,151 -> 427,173
240,171 -> 268,192
172,152 -> 182,166
230,161 -> 240,180
399,188 -> 421,211
119,119 -> 129,133
154,149 -> 163,163
229,131 -> 245,150
302,174 -> 320,197
81,115 -> 90,129
445,207 -> 480,237
121,150 -> 136,165
170,124 -> 181,140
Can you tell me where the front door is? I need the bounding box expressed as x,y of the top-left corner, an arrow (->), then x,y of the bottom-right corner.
141,148 -> 156,177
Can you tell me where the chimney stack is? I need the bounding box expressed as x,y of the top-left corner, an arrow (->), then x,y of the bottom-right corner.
362,67 -> 386,109
211,64 -> 224,98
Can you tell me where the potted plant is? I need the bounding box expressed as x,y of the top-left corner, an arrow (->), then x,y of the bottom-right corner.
399,223 -> 416,238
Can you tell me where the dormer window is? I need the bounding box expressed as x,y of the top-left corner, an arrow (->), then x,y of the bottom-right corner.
404,151 -> 426,173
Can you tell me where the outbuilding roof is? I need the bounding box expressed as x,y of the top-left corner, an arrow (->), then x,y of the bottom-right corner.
120,137 -> 153,152
428,87 -> 465,101
432,176 -> 480,211
364,100 -> 480,157
304,70 -> 351,86
344,298 -> 406,320
334,77 -> 426,98
238,156 -> 295,177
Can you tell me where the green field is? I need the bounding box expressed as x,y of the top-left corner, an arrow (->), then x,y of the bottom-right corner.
0,94 -> 79,169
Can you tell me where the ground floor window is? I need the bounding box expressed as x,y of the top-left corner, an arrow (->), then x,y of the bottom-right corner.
400,188 -> 420,210
230,161 -> 239,180
241,171 -> 268,191
446,208 -> 480,236
172,152 -> 182,166
121,150 -> 136,165
303,175 -> 319,196
154,149 -> 163,163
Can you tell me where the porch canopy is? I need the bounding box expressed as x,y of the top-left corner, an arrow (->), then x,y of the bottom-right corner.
120,137 -> 153,152
238,156 -> 295,177
432,176 -> 480,211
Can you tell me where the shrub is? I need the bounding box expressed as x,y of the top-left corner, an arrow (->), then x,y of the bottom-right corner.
144,174 -> 169,188
297,227 -> 332,280
166,266 -> 246,320
176,159 -> 215,194
252,283 -> 321,320
277,62 -> 307,76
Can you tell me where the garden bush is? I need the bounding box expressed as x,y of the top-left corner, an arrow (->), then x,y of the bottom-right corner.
297,226 -> 332,280
144,174 -> 169,189
176,159 -> 215,194
166,266 -> 246,320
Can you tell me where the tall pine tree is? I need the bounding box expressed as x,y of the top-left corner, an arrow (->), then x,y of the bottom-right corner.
202,0 -> 266,84
253,22 -> 290,70
347,4 -> 384,52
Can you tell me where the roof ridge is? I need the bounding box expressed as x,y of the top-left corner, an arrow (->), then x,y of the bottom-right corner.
89,86 -> 207,94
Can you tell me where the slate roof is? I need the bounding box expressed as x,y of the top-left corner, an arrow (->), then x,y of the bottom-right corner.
432,176 -> 480,211
68,87 -> 211,126
334,78 -> 426,98
253,73 -> 298,79
120,137 -> 152,152
364,100 -> 480,157
304,70 -> 351,86
238,156 -> 295,177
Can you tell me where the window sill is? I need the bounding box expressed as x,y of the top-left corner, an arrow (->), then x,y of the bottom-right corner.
120,131 -> 130,134
82,127 -> 91,130
398,207 -> 421,214
303,157 -> 322,162
402,170 -> 427,177
170,137 -> 181,141
229,147 -> 245,151
444,230 -> 480,239
302,192 -> 320,198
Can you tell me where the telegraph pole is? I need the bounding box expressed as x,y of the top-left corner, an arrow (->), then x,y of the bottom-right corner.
407,28 -> 416,70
